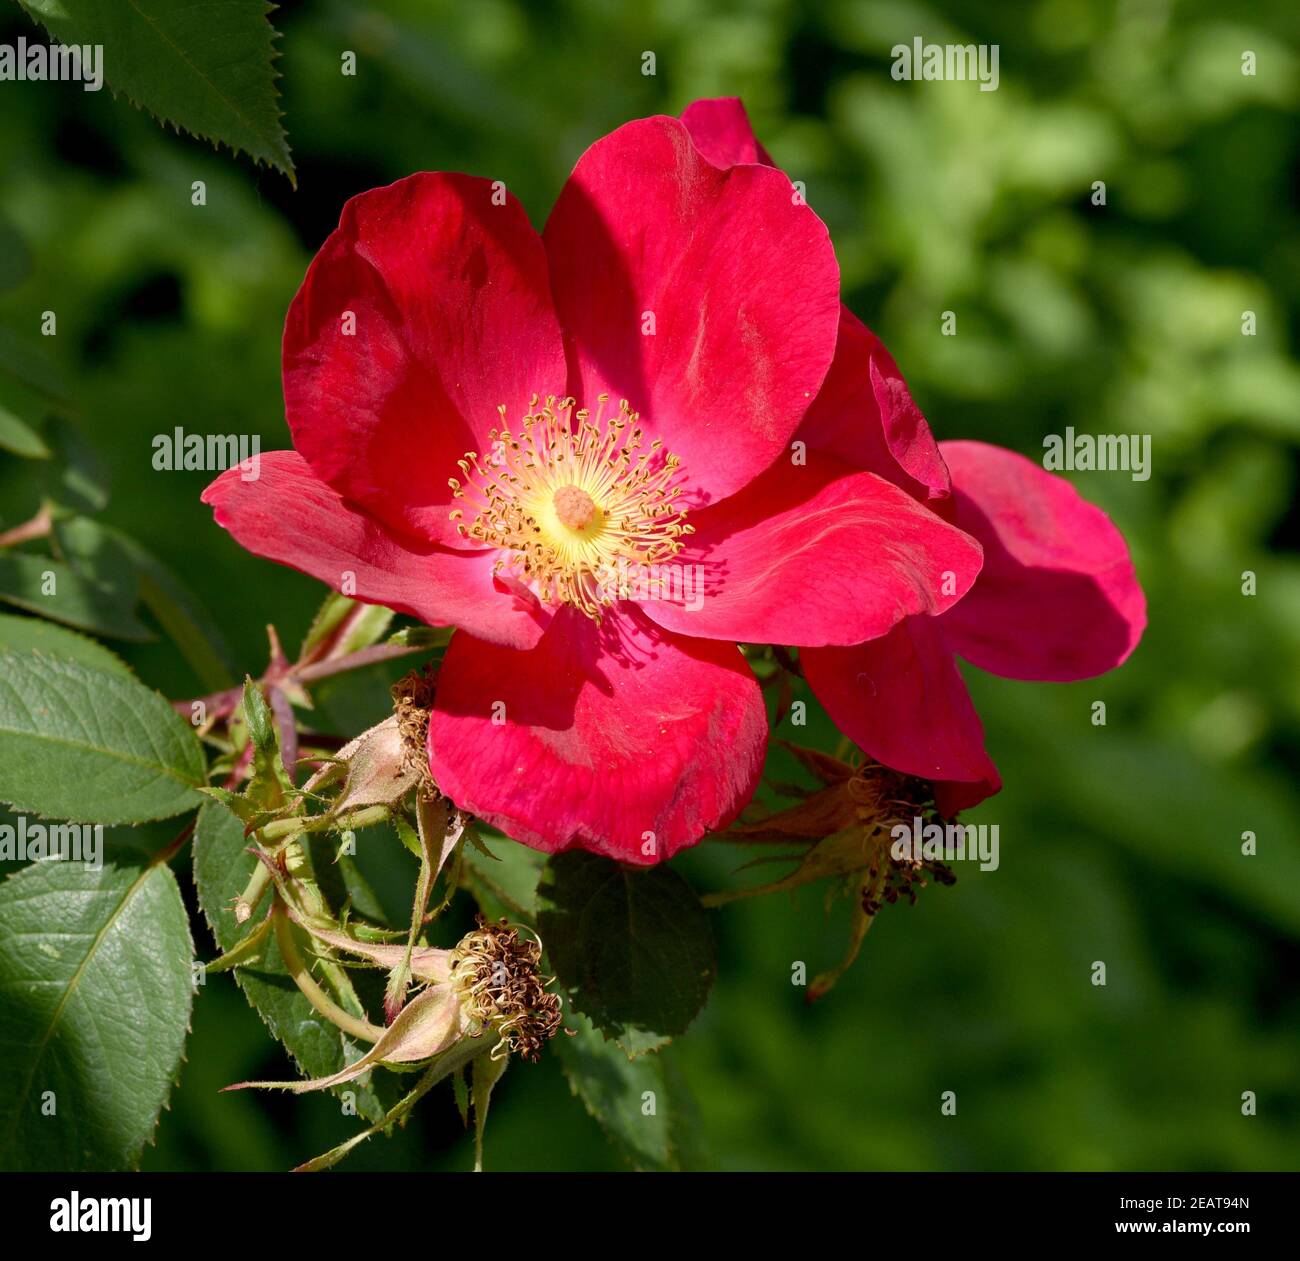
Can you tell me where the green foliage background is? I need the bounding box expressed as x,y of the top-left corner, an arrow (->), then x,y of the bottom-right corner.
1,0 -> 1297,1170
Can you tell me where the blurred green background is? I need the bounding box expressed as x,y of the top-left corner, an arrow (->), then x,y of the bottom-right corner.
1,0 -> 1298,1171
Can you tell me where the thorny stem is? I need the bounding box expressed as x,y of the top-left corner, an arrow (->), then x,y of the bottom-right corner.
293,1037 -> 487,1173
234,856 -> 274,924
272,907 -> 384,1045
294,640 -> 430,683
173,639 -> 432,724
261,803 -> 389,842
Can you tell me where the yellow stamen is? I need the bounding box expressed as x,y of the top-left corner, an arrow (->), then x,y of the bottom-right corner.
448,393 -> 693,620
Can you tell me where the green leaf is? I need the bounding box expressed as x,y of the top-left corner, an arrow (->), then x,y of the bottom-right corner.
104,527 -> 235,691
300,593 -> 394,662
0,326 -> 66,403
241,676 -> 277,760
451,1065 -> 470,1127
0,404 -> 49,458
191,803 -> 389,1123
462,830 -> 546,921
336,605 -> 395,656
53,514 -> 143,610
300,592 -> 354,658
386,626 -> 451,651
554,1013 -> 701,1171
536,852 -> 715,1057
139,569 -> 234,690
15,0 -> 294,181
390,810 -> 423,861
39,417 -> 109,513
195,783 -> 267,828
0,652 -> 206,823
384,796 -> 459,1022
0,849 -> 194,1170
47,519 -> 234,688
239,678 -> 292,809
309,833 -> 389,927
0,613 -> 132,678
0,552 -> 150,641
470,1049 -> 508,1172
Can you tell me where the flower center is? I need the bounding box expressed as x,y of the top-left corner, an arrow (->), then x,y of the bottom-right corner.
448,393 -> 693,620
552,483 -> 597,531
450,919 -> 563,1061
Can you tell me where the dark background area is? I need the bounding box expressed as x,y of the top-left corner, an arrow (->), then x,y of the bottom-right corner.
1,0 -> 1298,1170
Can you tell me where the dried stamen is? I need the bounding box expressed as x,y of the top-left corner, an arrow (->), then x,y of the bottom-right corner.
391,666 -> 438,798
450,918 -> 563,1061
846,762 -> 954,911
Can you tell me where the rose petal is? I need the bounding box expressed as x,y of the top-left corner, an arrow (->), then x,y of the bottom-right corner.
802,617 -> 1001,804
202,452 -> 548,649
678,104 -> 950,502
796,308 -> 950,499
284,172 -> 568,546
640,454 -> 983,646
937,441 -> 1146,681
428,607 -> 766,863
933,772 -> 1002,818
543,115 -> 840,507
680,96 -> 774,167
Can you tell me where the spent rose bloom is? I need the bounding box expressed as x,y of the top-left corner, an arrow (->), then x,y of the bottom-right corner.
203,114 -> 984,864
681,98 -> 1146,813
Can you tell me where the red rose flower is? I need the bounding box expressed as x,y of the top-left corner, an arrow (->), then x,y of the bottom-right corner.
682,98 -> 1146,813
204,115 -> 983,862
